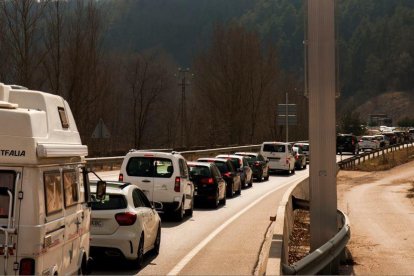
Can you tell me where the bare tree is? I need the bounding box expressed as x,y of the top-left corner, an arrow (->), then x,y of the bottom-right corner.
193,23 -> 280,145
125,52 -> 171,149
1,0 -> 46,88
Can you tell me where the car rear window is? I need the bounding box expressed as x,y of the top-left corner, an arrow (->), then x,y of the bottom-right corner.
297,144 -> 309,151
214,161 -> 230,173
91,194 -> 127,210
126,157 -> 173,178
189,165 -> 211,177
263,144 -> 285,152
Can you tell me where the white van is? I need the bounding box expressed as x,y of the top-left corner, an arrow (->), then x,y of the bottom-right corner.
0,83 -> 96,275
119,151 -> 194,221
260,142 -> 296,174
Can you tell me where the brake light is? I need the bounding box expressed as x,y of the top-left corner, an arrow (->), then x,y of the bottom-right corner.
254,162 -> 260,167
295,154 -> 299,160
118,173 -> 123,182
19,258 -> 35,275
352,139 -> 355,145
223,172 -> 231,178
175,176 -> 181,192
201,177 -> 214,184
115,212 -> 137,226
239,159 -> 242,166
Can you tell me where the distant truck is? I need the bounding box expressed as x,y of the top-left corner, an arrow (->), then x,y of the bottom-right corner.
0,83 -> 104,275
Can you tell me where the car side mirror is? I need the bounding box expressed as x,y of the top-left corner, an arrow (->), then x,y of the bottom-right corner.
95,180 -> 107,201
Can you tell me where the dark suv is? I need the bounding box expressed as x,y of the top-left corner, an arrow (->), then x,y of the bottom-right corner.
234,152 -> 269,182
337,134 -> 359,155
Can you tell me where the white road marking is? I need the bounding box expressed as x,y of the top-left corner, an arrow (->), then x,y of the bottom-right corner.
167,174 -> 308,275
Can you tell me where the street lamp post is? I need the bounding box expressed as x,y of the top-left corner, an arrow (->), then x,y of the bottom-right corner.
177,68 -> 191,149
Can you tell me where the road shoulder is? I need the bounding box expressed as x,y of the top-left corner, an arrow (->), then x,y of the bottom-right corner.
338,161 -> 414,274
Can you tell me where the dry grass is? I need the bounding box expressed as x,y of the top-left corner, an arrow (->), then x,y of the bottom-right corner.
288,209 -> 310,265
355,147 -> 414,171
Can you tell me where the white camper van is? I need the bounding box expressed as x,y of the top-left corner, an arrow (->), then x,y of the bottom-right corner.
0,83 -> 96,275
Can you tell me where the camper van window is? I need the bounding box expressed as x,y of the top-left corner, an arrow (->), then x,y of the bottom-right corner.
58,107 -> 69,128
63,171 -> 79,207
0,171 -> 16,218
44,172 -> 63,216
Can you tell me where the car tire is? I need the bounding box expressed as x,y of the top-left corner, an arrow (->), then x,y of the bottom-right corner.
257,172 -> 263,182
173,200 -> 185,221
248,178 -> 253,187
264,171 -> 269,181
303,163 -> 307,169
153,225 -> 161,255
185,198 -> 193,216
211,189 -> 219,209
236,182 -> 241,195
136,234 -> 145,269
220,189 -> 226,205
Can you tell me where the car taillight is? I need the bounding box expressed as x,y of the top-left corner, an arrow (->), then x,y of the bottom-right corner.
254,162 -> 260,167
201,177 -> 214,184
239,159 -> 242,166
286,158 -> 290,164
352,139 -> 355,145
223,172 -> 231,178
295,154 -> 298,160
118,173 -> 123,182
19,258 -> 35,275
175,176 -> 181,192
115,212 -> 137,226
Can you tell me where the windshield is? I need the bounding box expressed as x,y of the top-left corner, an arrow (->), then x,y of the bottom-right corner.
0,171 -> 16,218
189,165 -> 211,177
263,144 -> 285,152
90,194 -> 127,210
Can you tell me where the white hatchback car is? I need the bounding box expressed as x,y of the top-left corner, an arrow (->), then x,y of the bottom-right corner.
119,151 -> 194,221
359,136 -> 380,151
260,142 -> 296,174
90,181 -> 161,268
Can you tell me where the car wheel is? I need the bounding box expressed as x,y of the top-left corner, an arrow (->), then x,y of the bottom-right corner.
185,198 -> 193,216
303,163 -> 307,169
236,182 -> 242,195
257,171 -> 263,182
220,188 -> 226,205
227,184 -> 234,198
211,189 -> 219,209
248,177 -> 253,187
136,234 -> 144,269
173,200 -> 185,221
153,225 -> 161,255
264,171 -> 269,181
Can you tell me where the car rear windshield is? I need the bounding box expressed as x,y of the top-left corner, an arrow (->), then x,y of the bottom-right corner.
214,161 -> 231,173
337,136 -> 353,143
297,144 -> 309,151
189,165 -> 211,177
126,157 -> 174,178
0,171 -> 16,218
91,194 -> 127,210
263,144 -> 285,152
243,155 -> 258,162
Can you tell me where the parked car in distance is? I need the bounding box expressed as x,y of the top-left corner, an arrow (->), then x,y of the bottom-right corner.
382,132 -> 397,145
409,129 -> 414,141
260,142 -> 296,174
90,181 -> 161,269
118,151 -> 194,221
197,158 -> 242,197
188,162 -> 226,208
336,134 -> 359,155
373,134 -> 390,148
234,152 -> 269,182
216,154 -> 253,187
292,146 -> 307,170
293,142 -> 310,162
359,135 -> 380,151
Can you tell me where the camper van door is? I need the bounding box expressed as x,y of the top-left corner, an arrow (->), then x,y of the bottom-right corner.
0,167 -> 22,275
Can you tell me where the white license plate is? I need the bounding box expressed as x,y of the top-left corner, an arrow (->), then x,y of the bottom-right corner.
91,219 -> 103,227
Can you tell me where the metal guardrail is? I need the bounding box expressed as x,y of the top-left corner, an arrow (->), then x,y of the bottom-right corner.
337,142 -> 414,169
85,145 -> 263,170
282,202 -> 350,275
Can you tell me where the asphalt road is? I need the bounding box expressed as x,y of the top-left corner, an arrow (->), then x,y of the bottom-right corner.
90,168 -> 309,275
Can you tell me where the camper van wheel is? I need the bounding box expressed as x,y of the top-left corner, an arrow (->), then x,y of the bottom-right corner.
136,234 -> 145,268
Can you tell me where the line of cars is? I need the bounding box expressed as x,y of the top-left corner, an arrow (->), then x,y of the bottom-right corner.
89,141 -> 309,268
337,130 -> 414,154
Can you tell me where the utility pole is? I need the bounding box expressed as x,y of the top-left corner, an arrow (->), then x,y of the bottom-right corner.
177,68 -> 191,149
285,92 -> 289,142
307,1 -> 338,273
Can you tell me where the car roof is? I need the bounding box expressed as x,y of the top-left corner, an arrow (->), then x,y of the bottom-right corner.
262,141 -> 290,145
188,161 -> 214,167
126,150 -> 184,159
293,142 -> 309,145
197,157 -> 229,163
216,154 -> 244,159
234,152 -> 259,156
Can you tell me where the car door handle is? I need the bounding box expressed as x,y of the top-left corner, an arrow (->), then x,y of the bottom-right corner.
142,180 -> 151,183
